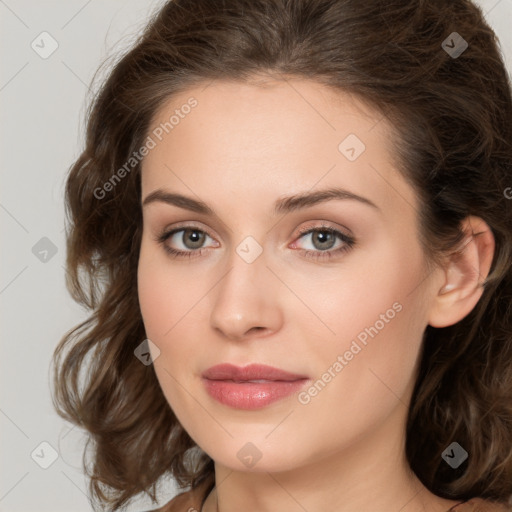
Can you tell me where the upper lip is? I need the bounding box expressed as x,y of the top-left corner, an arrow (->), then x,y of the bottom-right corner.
202,363 -> 308,381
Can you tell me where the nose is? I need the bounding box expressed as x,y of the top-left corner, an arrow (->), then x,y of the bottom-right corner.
209,245 -> 283,342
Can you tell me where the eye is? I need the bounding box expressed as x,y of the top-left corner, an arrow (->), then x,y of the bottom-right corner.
291,224 -> 356,261
155,226 -> 218,259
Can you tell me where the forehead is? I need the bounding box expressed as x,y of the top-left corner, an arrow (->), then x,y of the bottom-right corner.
141,78 -> 418,219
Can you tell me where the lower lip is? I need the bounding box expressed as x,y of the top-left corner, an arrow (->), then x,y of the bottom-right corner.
202,378 -> 309,409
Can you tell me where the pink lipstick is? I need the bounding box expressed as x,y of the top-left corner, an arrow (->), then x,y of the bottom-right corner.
202,363 -> 309,410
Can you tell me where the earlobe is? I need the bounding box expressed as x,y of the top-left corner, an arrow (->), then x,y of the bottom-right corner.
428,216 -> 495,328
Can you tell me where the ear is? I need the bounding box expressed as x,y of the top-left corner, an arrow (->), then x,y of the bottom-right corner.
428,216 -> 495,328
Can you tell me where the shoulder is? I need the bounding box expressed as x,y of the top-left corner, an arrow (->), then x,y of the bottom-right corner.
143,478 -> 213,512
449,497 -> 512,511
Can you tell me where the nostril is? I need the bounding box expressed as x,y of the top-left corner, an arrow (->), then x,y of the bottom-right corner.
246,326 -> 269,336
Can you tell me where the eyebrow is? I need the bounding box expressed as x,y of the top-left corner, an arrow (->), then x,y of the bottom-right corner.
142,186 -> 380,215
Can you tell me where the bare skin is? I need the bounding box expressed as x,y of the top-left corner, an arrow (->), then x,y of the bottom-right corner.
137,77 -> 495,512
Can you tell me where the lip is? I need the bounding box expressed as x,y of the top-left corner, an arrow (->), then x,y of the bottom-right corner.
202,363 -> 307,381
201,363 -> 309,410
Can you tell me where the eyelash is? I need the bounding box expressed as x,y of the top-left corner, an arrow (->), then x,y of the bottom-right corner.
154,223 -> 356,262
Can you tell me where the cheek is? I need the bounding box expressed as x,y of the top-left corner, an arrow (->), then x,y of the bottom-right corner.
137,240 -> 180,342
137,245 -> 199,415
291,283 -> 426,454
137,235 -> 195,331
137,239 -> 210,373
294,236 -> 425,341
275,298 -> 423,469
137,266 -> 168,339
302,238 -> 428,390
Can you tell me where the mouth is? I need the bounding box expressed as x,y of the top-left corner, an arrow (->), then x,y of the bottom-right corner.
201,363 -> 310,409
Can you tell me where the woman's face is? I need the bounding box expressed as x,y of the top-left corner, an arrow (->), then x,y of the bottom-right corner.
137,78 -> 444,473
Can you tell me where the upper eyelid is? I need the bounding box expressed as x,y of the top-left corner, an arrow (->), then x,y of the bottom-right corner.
296,223 -> 351,236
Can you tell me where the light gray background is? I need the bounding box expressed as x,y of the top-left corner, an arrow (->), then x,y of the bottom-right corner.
1,1 -> 511,511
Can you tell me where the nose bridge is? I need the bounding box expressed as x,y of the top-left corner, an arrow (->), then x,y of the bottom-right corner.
209,234 -> 281,339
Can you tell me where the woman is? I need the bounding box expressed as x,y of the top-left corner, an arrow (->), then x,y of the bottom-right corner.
51,0 -> 512,511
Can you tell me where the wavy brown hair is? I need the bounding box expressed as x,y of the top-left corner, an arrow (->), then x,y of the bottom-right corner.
51,0 -> 512,510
